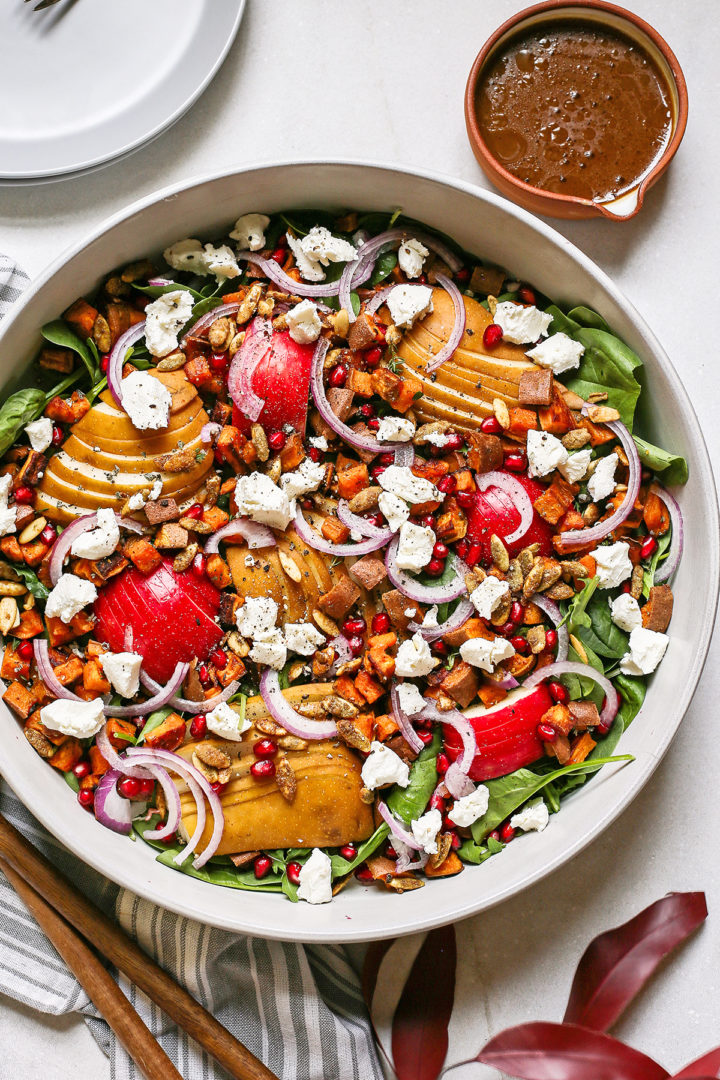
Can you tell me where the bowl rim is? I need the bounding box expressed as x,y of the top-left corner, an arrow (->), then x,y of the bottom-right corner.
464,0 -> 689,220
0,158 -> 717,942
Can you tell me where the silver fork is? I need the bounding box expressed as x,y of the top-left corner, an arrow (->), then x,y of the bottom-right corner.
24,0 -> 63,9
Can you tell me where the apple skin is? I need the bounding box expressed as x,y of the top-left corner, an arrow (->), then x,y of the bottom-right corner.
465,471 -> 554,566
232,318 -> 315,436
93,559 -> 223,684
443,682 -> 553,781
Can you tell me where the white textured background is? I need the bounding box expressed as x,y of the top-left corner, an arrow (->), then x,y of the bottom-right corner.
0,1 -> 718,1076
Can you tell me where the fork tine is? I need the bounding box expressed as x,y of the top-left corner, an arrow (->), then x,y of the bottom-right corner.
33,0 -> 63,9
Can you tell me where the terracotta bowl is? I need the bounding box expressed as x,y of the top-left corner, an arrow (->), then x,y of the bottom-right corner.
464,0 -> 688,220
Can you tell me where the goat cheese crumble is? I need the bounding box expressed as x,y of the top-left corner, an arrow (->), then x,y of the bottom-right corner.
411,808 -> 442,854
25,417 -> 53,453
99,651 -> 143,698
451,785 -> 490,827
588,452 -> 618,503
376,416 -> 415,442
235,472 -> 293,530
41,697 -> 105,739
470,577 -> 510,619
395,521 -> 435,573
526,332 -> 585,373
287,227 -> 358,282
286,299 -> 322,345
121,371 -> 172,431
620,626 -> 669,675
558,448 -> 592,484
0,474 -> 16,537
236,596 -> 279,640
395,633 -> 438,678
70,508 -> 120,560
297,848 -> 333,905
494,301 -> 552,344
398,238 -> 429,278
284,622 -> 326,656
144,290 -> 194,357
527,429 -> 569,478
378,491 -> 410,533
396,682 -> 426,716
279,458 -> 325,502
206,701 -> 251,741
594,541 -> 633,589
230,213 -> 270,251
610,593 -> 643,633
511,800 -> 550,833
387,284 -> 433,329
460,635 -> 515,673
45,573 -> 97,624
361,741 -> 410,790
378,465 -> 439,505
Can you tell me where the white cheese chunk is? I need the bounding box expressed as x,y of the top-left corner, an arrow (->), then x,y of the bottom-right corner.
202,243 -> 240,282
494,301 -> 552,344
249,629 -> 287,670
411,808 -> 442,854
162,238 -> 207,273
451,784 -> 490,827
144,289 -> 194,357
395,632 -> 438,678
284,622 -> 326,656
396,682 -> 426,716
526,332 -> 585,373
71,508 -> 120,560
376,416 -> 415,442
620,626 -> 669,675
395,522 -> 435,573
205,701 -> 251,741
0,475 -> 16,537
511,799 -> 550,832
299,226 -> 358,267
378,465 -> 439,505
387,284 -> 433,329
236,596 -> 279,640
398,238 -> 429,279
308,436 -> 328,451
588,452 -> 618,503
230,213 -> 270,251
361,740 -> 410,790
45,573 -> 97,624
235,472 -> 293,530
460,635 -> 515,673
297,848 -> 333,905
470,577 -> 510,619
609,593 -> 643,633
527,429 -> 569,478
558,448 -> 592,484
279,459 -> 326,502
99,651 -> 143,698
378,491 -> 410,533
421,606 -> 439,628
121,371 -> 172,431
286,299 -> 322,345
24,417 -> 53,453
41,697 -> 105,739
594,541 -> 633,589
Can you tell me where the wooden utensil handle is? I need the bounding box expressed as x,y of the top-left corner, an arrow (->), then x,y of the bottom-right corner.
0,815 -> 276,1080
0,856 -> 183,1080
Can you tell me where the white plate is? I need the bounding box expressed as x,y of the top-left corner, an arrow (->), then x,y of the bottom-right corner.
0,0 -> 244,181
0,162 -> 717,942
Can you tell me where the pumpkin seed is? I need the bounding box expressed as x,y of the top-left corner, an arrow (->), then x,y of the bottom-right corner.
490,533 -> 509,572
19,516 -> 47,545
278,550 -> 302,583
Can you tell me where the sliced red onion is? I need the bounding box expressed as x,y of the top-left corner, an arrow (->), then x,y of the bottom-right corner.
444,765 -> 476,800
389,681 -> 425,754
366,285 -> 394,316
200,422 -> 221,444
171,772 -> 206,865
558,418 -> 641,551
427,704 -> 476,798
96,725 -> 153,780
294,505 -> 389,557
106,323 -> 147,409
180,300 -> 241,343
93,770 -> 133,835
147,277 -> 173,287
124,747 -> 224,868
426,274 -> 466,373
104,662 -> 189,718
475,472 -> 534,547
138,765 -> 182,842
227,315 -> 271,422
337,500 -> 393,542
395,844 -> 429,874
523,660 -> 619,729
139,671 -> 242,715
33,639 -> 83,702
204,517 -> 276,553
385,535 -> 468,604
393,444 -> 414,468
328,634 -> 352,675
377,801 -> 422,849
310,339 -> 384,454
408,597 -> 474,643
259,668 -> 337,740
650,484 -> 683,583
532,595 -> 569,663
491,672 -> 520,692
48,511 -> 144,586
237,252 -> 351,298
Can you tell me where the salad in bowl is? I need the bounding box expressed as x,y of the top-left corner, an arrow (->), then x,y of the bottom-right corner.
0,207 -> 686,905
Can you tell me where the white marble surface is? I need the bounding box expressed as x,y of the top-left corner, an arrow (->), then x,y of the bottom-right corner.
0,1 -> 718,1076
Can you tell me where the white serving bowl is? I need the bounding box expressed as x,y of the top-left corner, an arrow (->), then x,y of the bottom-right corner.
0,162 -> 716,942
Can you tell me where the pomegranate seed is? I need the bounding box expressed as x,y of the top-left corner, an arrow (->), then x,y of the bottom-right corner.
300,497 -> 313,511
483,323 -> 504,349
380,451 -> 395,465
537,722 -> 557,741
416,729 -> 434,745
432,640 -> 448,655
497,621 -> 516,637
191,553 -> 207,577
342,616 -> 366,637
504,452 -> 527,473
51,424 -> 64,446
253,738 -> 278,759
511,635 -> 530,655
77,789 -> 94,809
420,513 -> 436,529
13,486 -> 34,505
370,464 -> 386,480
185,503 -> 203,520
436,752 -> 449,775
308,446 -> 323,463
518,286 -> 536,305
190,715 -> 207,739
621,581 -> 632,593
548,680 -> 568,704
480,415 -> 502,435
365,346 -> 383,368
347,635 -> 365,657
443,433 -> 464,451
72,760 -> 91,780
417,273 -> 428,285
455,267 -> 470,282
39,524 -> 56,545
371,612 -> 391,634
198,665 -> 211,686
545,629 -> 558,651
437,475 -> 457,495
367,418 -> 380,431
429,793 -> 446,812
443,813 -> 456,830
487,829 -> 501,843
465,542 -> 482,568
449,831 -> 462,850
366,512 -> 384,528
339,844 -> 357,861
137,777 -> 155,797
510,601 -> 524,624
118,777 -> 141,799
355,866 -> 374,882
17,640 -> 34,661
159,832 -> 178,845
433,541 -> 450,559
328,365 -> 348,388
209,352 -> 228,372
286,861 -> 302,886
210,648 -> 227,669
271,248 -> 286,263
597,719 -> 613,737
268,430 -> 286,451
455,539 -> 470,559
640,536 -> 658,559
254,854 -> 272,878
500,822 -> 516,843
426,557 -> 445,577
360,403 -> 375,418
456,491 -> 474,509
101,355 -> 110,374
250,759 -> 276,780
211,781 -> 227,794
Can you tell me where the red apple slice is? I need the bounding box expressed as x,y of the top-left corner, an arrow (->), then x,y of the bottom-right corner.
465,470 -> 554,565
443,682 -> 554,781
232,319 -> 316,436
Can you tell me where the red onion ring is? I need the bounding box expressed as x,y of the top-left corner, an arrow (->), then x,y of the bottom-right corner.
170,771 -> 206,865
395,846 -> 429,873
204,518 -> 276,553
426,704 -> 476,798
96,725 -> 153,780
237,252 -> 353,298
180,300 -> 241,342
531,595 -> 569,662
104,662 -> 189,718
294,505 -> 389,557
310,339 -> 384,454
558,418 -> 641,551
139,672 -> 242,715
33,639 -> 83,702
137,764 -> 182,842
491,672 -> 520,692
48,512 -> 144,586
106,323 -> 147,409
523,660 -> 619,729
649,484 -> 683,583
377,801 -> 422,849
384,535 -> 469,604
259,668 -> 337,740
475,472 -> 534,547
200,422 -> 221,444
408,597 -> 474,643
426,274 -> 466,373
366,285 -> 394,316
147,277 -> 173,287
389,681 -> 425,754
227,315 -> 271,422
337,500 -> 393,542
393,445 -> 414,468
93,769 -> 134,835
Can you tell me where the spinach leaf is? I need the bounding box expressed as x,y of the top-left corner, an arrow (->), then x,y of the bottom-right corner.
370,250 -> 397,285
137,707 -> 173,743
458,835 -> 504,865
633,435 -> 689,486
12,565 -> 49,601
280,210 -> 338,237
330,824 -> 390,878
643,529 -> 672,596
386,730 -> 441,824
41,320 -> 96,381
614,672 -> 646,730
574,591 -> 629,660
0,388 -> 47,457
470,754 -> 632,841
133,282 -> 205,302
181,295 -> 224,337
63,770 -> 80,793
566,306 -> 611,333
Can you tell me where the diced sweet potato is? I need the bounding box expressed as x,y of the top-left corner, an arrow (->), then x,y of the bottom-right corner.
440,660 -> 479,708
52,656 -> 84,686
643,491 -> 671,536
569,732 -> 596,764
348,554 -> 387,590
48,738 -> 83,772
124,537 -> 163,574
39,346 -> 74,373
641,584 -> 673,632
466,431 -> 503,474
89,744 -> 111,776
348,310 -> 382,351
201,506 -> 230,532
392,376 -> 422,414
541,703 -> 574,736
142,711 -> 186,751
355,669 -> 384,704
373,713 -> 399,741
506,406 -> 539,438
2,681 -> 38,719
83,659 -> 111,694
335,674 -> 366,708
216,653 -> 246,688
347,369 -> 374,397
207,554 -> 232,590
184,356 -> 212,387
381,589 -> 421,630
478,682 -> 508,708
45,391 -> 90,424
568,700 -> 601,730
443,617 -> 494,647
21,539 -> 52,568
318,576 -> 362,620
538,388 -> 576,435
1,645 -> 30,681
63,298 -> 98,339
435,505 -> 467,544
0,536 -> 23,562
14,609 -> 44,639
579,417 -> 616,446
321,517 -> 351,544
336,462 -> 369,500
424,851 -> 463,878
14,451 -> 47,490
519,368 -> 553,406
105,718 -> 136,749
534,476 -> 579,526
280,433 -> 305,471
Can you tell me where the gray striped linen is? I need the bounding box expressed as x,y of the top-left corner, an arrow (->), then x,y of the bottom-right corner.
0,257 -> 382,1080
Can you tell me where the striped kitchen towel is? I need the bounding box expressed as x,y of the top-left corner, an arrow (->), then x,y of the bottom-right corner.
0,255 -> 383,1080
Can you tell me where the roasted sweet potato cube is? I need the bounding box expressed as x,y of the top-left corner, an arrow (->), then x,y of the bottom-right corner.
207,554 -> 232,590
63,298 -> 99,339
354,669 -> 385,704
336,462 -> 369,500
466,431 -> 503,474
538,389 -> 577,435
373,713 -> 399,741
321,517 -> 351,544
347,369 -> 374,397
142,711 -> 186,751
280,433 -> 305,471
569,732 -> 597,764
201,506 -> 230,532
519,368 -> 554,406
424,851 -> 463,878
124,537 -> 163,574
318,576 -> 362,620
568,700 -> 601,730
641,584 -> 674,632
335,674 -> 366,708
439,660 -> 479,709
216,653 -> 246,688
382,589 -> 421,630
45,390 -> 90,424
48,738 -> 83,772
83,659 -> 111,694
348,310 -> 381,351
541,702 -> 574,736
2,681 -> 38,719
534,476 -> 579,526
14,609 -> 44,639
1,645 -> 30,681
39,346 -> 75,373
348,554 -> 387,591
53,656 -> 84,686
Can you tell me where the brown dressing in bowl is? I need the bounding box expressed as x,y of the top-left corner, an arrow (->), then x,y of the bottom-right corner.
474,20 -> 673,203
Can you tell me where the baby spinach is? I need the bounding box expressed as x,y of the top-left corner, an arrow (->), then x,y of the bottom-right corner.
614,672 -> 646,730
643,530 -> 672,596
633,435 -> 688,486
12,565 -> 49,602
63,770 -> 80,793
41,319 -> 96,382
386,730 -> 441,825
133,281 -> 205,302
470,754 -> 633,842
136,707 -> 173,743
180,295 -> 224,337
0,388 -> 47,457
330,824 -> 390,878
458,834 -> 504,866
370,250 -> 397,285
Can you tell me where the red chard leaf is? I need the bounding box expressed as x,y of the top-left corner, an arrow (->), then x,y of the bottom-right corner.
672,1046 -> 720,1078
564,892 -> 708,1031
477,1022 -> 669,1080
391,925 -> 456,1080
